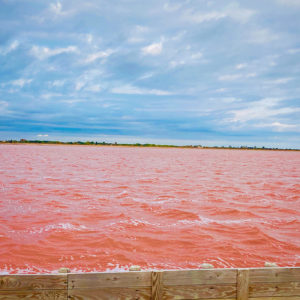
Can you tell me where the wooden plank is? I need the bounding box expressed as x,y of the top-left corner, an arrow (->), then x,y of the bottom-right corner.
0,290 -> 67,299
249,267 -> 300,283
249,281 -> 300,297
163,284 -> 236,299
151,272 -> 163,300
249,297 -> 300,300
237,269 -> 249,300
163,269 -> 237,286
68,287 -> 151,300
69,272 -> 151,289
0,275 -> 67,291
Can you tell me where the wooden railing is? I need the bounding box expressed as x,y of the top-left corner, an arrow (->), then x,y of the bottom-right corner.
0,267 -> 299,299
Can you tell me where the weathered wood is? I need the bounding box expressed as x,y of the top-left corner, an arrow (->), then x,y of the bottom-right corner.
163,269 -> 237,286
249,267 -> 300,283
0,290 -> 67,299
0,275 -> 67,291
68,287 -> 151,300
249,297 -> 300,300
69,272 -> 151,289
249,281 -> 300,297
151,272 -> 163,300
163,284 -> 236,299
237,269 -> 249,300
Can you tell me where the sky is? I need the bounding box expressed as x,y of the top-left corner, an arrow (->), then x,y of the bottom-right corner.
0,0 -> 300,148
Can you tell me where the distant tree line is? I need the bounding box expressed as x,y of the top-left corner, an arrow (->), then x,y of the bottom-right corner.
0,139 -> 298,151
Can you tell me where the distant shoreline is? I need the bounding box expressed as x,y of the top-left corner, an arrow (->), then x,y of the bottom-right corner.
0,140 -> 299,151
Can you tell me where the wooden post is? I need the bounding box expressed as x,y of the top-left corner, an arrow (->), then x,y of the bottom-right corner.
151,271 -> 163,300
237,269 -> 249,300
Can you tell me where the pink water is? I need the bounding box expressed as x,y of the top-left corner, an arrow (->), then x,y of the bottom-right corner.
0,144 -> 299,274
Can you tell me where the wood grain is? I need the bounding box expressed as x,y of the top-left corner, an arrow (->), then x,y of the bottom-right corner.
68,287 -> 151,300
237,269 -> 249,300
69,272 -> 151,289
0,275 -> 67,291
151,272 -> 163,300
163,284 -> 236,299
163,269 -> 237,286
249,281 -> 300,297
0,290 -> 67,299
249,297 -> 300,300
249,268 -> 300,283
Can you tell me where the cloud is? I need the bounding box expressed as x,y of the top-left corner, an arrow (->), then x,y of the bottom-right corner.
277,0 -> 300,6
50,1 -> 62,15
184,10 -> 227,23
31,45 -> 77,59
228,98 -> 299,123
111,84 -> 172,95
218,72 -> 256,81
84,84 -> 102,92
0,100 -> 9,115
247,28 -> 278,44
37,134 -> 49,137
236,63 -> 247,70
84,49 -> 114,64
74,70 -> 103,91
183,3 -> 254,24
10,78 -> 32,88
255,122 -> 299,132
219,74 -> 242,81
0,40 -> 19,55
142,42 -> 163,55
265,78 -> 293,85
128,25 -> 149,44
50,80 -> 66,87
163,2 -> 184,12
287,48 -> 300,54
170,51 -> 204,68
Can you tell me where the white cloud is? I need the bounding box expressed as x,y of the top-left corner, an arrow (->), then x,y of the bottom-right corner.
75,81 -> 85,91
138,72 -> 154,80
37,134 -> 49,137
0,40 -> 19,55
50,1 -> 62,15
247,28 -> 278,44
142,42 -> 163,56
265,78 -> 293,85
260,122 -> 299,132
184,10 -> 227,23
163,2 -> 184,12
228,98 -> 299,123
84,84 -> 102,92
128,25 -> 149,44
277,0 -> 300,6
10,78 -> 32,88
84,49 -> 114,64
170,51 -> 204,68
111,84 -> 172,95
218,72 -> 256,81
50,80 -> 65,87
73,70 -> 103,91
183,4 -> 254,24
86,34 -> 93,44
219,74 -> 242,81
225,3 -> 255,23
236,63 -> 247,69
287,48 -> 300,54
0,100 -> 9,114
31,45 -> 77,59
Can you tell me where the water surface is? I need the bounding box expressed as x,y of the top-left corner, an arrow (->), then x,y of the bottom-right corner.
0,144 -> 299,273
